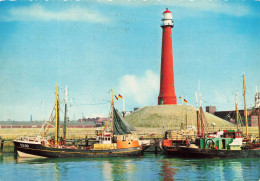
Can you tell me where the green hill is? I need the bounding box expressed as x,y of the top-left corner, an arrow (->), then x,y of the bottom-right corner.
125,105 -> 234,129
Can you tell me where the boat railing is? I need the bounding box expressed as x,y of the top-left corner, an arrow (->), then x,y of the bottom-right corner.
16,135 -> 49,143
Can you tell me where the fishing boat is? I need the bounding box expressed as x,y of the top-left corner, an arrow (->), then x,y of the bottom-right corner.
162,75 -> 260,158
163,129 -> 260,158
13,86 -> 143,158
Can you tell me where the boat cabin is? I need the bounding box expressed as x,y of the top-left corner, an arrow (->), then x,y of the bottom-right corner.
201,130 -> 244,150
96,135 -> 113,144
223,130 -> 242,138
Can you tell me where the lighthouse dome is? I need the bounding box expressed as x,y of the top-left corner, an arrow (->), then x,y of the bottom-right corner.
163,8 -> 171,14
161,8 -> 173,27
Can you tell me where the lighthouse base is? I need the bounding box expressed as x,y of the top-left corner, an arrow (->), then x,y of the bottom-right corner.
158,96 -> 177,105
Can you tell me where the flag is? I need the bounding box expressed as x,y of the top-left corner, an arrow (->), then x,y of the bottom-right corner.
184,99 -> 188,103
118,94 -> 123,99
179,96 -> 182,99
115,95 -> 118,100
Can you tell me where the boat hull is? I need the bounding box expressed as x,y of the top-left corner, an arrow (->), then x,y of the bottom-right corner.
14,141 -> 142,158
163,146 -> 260,158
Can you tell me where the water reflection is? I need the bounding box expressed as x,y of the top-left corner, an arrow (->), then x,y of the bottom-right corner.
0,153 -> 259,180
103,161 -> 112,180
0,153 -> 17,163
13,155 -> 142,180
159,160 -> 177,181
230,160 -> 243,180
125,160 -> 138,180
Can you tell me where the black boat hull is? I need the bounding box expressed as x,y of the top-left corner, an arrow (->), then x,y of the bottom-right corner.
14,141 -> 142,158
163,146 -> 260,158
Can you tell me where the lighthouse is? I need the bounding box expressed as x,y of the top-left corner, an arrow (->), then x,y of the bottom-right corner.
158,8 -> 177,105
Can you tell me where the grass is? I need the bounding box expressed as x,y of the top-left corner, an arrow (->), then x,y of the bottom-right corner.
0,127 -> 101,140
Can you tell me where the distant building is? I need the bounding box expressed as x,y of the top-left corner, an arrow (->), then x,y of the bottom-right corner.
134,108 -> 139,111
78,117 -> 107,127
206,106 -> 216,115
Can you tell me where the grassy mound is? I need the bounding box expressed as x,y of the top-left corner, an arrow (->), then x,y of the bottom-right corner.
125,105 -> 234,129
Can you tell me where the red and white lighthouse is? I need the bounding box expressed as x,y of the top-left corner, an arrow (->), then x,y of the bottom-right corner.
158,8 -> 177,105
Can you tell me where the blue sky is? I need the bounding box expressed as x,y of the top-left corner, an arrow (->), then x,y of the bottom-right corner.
0,0 -> 259,121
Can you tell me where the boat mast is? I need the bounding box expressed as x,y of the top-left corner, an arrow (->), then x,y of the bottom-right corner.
55,84 -> 60,147
182,95 -> 184,130
256,86 -> 260,139
198,81 -> 204,138
200,107 -> 204,138
258,107 -> 260,139
185,108 -> 188,130
123,96 -> 125,117
185,96 -> 188,130
235,91 -> 239,131
111,89 -> 114,137
243,74 -> 248,138
63,86 -> 68,139
196,92 -> 200,137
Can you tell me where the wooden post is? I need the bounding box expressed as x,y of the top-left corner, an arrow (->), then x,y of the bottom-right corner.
0,139 -> 3,152
154,138 -> 158,155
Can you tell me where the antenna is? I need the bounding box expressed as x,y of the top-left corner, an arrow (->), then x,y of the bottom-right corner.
198,80 -> 202,107
65,86 -> 68,104
195,92 -> 198,109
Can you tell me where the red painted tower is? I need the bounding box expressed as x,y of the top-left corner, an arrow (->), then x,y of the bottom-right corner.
158,8 -> 177,105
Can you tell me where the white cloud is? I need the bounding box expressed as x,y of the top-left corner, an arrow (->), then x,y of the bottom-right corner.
1,4 -> 110,23
119,70 -> 159,106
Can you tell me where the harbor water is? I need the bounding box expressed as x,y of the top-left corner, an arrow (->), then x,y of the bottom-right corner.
0,153 -> 259,181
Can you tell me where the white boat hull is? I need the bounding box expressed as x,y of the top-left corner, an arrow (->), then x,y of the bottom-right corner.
17,151 -> 47,158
